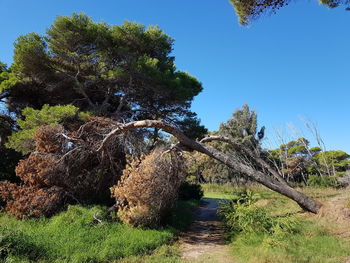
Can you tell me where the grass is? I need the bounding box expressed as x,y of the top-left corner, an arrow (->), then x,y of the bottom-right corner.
0,200 -> 199,263
231,220 -> 350,263
203,184 -> 350,263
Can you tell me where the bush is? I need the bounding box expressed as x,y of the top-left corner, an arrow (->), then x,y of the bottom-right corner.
307,174 -> 339,188
218,189 -> 298,236
111,151 -> 187,227
178,181 -> 203,200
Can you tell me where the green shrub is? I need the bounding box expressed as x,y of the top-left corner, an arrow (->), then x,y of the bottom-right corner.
218,189 -> 298,236
219,188 -> 350,263
307,174 -> 339,188
178,181 -> 203,200
230,188 -> 260,205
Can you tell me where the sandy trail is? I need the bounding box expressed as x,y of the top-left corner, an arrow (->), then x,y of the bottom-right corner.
178,198 -> 235,263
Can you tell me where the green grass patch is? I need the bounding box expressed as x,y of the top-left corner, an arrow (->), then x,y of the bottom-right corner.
202,184 -> 244,199
202,184 -> 274,200
0,200 -> 199,263
231,220 -> 350,263
203,191 -> 236,199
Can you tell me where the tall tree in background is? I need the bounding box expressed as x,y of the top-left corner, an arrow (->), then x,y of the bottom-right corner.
219,104 -> 258,147
229,0 -> 350,25
311,150 -> 350,176
268,138 -> 350,185
190,104 -> 263,184
268,137 -> 316,183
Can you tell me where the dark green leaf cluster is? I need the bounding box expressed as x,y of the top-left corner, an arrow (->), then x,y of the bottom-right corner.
307,174 -> 339,187
219,104 -> 257,141
178,181 -> 204,200
5,104 -> 86,154
229,0 -> 350,25
0,114 -> 22,184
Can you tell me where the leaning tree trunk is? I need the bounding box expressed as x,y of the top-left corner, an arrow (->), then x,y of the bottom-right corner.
97,120 -> 322,213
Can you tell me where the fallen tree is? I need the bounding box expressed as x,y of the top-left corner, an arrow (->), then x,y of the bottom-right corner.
98,120 -> 322,213
0,117 -> 129,218
0,118 -> 322,219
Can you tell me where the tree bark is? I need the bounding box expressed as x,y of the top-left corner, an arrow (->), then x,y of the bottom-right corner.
97,120 -> 322,213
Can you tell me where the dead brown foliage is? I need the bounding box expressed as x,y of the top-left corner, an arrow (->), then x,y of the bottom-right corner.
35,125 -> 65,153
15,153 -> 59,187
0,117 -> 131,218
111,150 -> 187,227
0,182 -> 65,218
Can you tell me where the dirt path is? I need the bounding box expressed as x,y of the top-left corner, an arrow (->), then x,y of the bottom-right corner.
178,198 -> 235,263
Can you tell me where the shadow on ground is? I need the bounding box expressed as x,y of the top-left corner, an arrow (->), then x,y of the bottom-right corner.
178,198 -> 235,263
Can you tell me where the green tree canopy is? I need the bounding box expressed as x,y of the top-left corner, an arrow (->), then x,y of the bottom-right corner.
2,13 -> 202,127
268,136 -> 350,184
312,150 -> 350,176
190,104 -> 262,184
229,0 -> 350,25
219,104 -> 258,147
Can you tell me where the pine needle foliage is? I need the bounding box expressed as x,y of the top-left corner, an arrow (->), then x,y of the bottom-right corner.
230,0 -> 350,25
111,150 -> 187,227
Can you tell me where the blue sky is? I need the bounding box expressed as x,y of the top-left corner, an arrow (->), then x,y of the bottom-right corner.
0,0 -> 349,152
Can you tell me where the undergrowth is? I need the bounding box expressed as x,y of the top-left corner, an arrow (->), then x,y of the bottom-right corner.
214,186 -> 350,263
0,200 -> 199,262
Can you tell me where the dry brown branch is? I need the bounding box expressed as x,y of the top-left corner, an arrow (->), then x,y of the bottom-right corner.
111,150 -> 186,227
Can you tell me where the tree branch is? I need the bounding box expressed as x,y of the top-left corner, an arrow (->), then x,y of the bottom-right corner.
200,136 -> 288,185
95,119 -> 321,213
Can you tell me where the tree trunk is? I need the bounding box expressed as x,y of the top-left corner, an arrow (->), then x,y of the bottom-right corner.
198,144 -> 322,213
97,120 -> 322,213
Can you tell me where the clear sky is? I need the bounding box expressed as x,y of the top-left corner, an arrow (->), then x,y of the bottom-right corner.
0,0 -> 349,152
